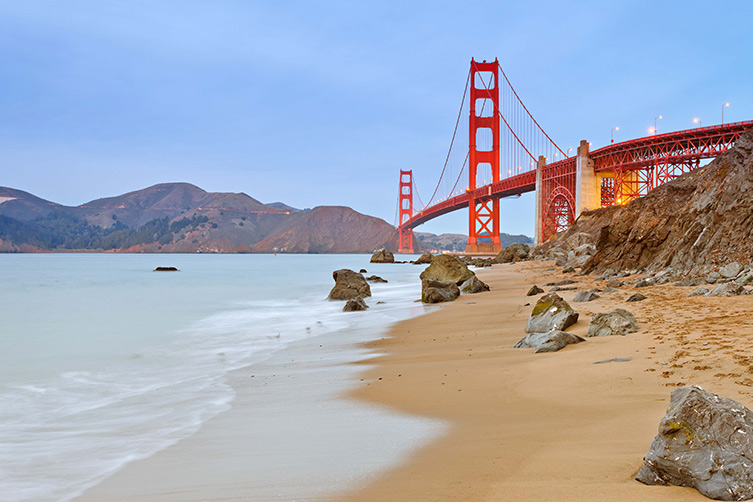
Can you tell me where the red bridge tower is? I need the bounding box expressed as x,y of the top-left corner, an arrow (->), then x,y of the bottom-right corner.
466,59 -> 501,254
398,169 -> 414,253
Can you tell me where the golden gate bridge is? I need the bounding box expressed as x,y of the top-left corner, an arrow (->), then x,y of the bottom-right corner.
397,58 -> 753,253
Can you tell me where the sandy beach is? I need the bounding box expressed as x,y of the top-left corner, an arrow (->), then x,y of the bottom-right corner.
342,260 -> 753,501
73,258 -> 753,501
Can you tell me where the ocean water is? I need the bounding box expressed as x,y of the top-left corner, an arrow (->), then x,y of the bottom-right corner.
0,254 -> 436,502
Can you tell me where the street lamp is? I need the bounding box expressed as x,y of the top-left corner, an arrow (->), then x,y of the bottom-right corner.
611,126 -> 620,143
654,115 -> 663,134
648,127 -> 656,135
693,117 -> 701,127
722,102 -> 730,124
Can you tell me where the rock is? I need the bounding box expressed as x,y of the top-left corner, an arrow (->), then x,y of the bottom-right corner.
370,248 -> 395,263
705,282 -> 745,297
421,279 -> 460,304
573,290 -> 600,302
720,262 -> 743,279
562,266 -> 576,274
513,330 -> 586,353
544,279 -> 577,286
343,297 -> 368,312
419,254 -> 475,285
359,268 -> 367,273
634,278 -> 653,288
736,273 -> 753,285
414,253 -> 433,265
493,243 -> 530,264
460,275 -> 490,294
636,385 -> 753,500
567,243 -> 596,268
627,293 -> 647,302
154,266 -> 179,271
602,286 -> 618,293
527,285 -> 545,296
550,286 -> 577,292
689,287 -> 710,297
365,275 -> 388,283
328,269 -> 371,300
587,308 -> 638,337
526,293 -> 579,333
606,278 -> 624,288
708,270 -> 723,281
674,277 -> 705,287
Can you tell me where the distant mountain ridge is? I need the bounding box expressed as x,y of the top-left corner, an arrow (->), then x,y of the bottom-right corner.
0,183 -> 532,253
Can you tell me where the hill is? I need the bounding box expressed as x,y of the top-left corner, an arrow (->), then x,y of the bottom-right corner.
251,206 -> 398,253
0,183 -> 403,254
539,128 -> 753,276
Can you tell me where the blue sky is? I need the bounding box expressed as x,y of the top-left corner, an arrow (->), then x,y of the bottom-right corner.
1,0 -> 751,236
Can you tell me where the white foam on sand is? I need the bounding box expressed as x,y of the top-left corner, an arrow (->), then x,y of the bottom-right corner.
76,298 -> 447,501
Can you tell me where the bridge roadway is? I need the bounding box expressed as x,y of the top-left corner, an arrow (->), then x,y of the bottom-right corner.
401,119 -> 753,232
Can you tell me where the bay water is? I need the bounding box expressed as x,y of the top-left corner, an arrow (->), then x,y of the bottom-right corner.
0,254 -> 441,501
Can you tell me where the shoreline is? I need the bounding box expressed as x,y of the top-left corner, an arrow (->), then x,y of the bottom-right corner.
74,275 -> 444,502
341,260 -> 753,501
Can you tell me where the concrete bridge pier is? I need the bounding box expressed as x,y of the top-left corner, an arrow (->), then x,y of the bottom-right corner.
575,139 -> 601,217
534,155 -> 546,246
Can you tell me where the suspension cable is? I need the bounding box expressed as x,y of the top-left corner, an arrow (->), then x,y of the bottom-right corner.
423,68 -> 471,208
497,62 -> 567,157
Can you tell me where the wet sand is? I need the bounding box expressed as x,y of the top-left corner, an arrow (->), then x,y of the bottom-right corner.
342,260 -> 753,501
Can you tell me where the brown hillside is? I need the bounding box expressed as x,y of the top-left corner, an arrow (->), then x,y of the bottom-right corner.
541,128 -> 753,275
251,206 -> 400,253
79,182 -> 275,228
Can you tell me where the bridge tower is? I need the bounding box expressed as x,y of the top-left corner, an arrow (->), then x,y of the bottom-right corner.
398,169 -> 414,253
466,59 -> 501,254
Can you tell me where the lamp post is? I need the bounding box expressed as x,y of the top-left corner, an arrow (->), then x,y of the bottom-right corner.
654,115 -> 663,134
611,126 -> 619,143
693,118 -> 702,127
722,102 -> 730,124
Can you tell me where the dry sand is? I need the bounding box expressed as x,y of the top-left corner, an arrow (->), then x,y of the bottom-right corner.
341,260 -> 753,501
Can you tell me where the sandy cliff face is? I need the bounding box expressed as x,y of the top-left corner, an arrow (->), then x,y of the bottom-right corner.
540,128 -> 753,275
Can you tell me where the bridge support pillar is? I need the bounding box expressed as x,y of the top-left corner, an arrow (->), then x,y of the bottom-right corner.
534,155 -> 546,247
574,139 -> 600,218
397,169 -> 414,254
465,58 -> 502,255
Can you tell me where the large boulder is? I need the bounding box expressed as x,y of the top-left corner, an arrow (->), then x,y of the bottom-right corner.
587,308 -> 638,337
421,279 -> 460,304
414,253 -> 433,265
636,386 -> 753,500
328,269 -> 371,300
460,275 -> 490,294
420,254 -> 474,285
370,248 -> 395,263
343,297 -> 368,312
705,282 -> 745,297
493,243 -> 530,264
526,293 -> 579,333
513,330 -> 586,353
